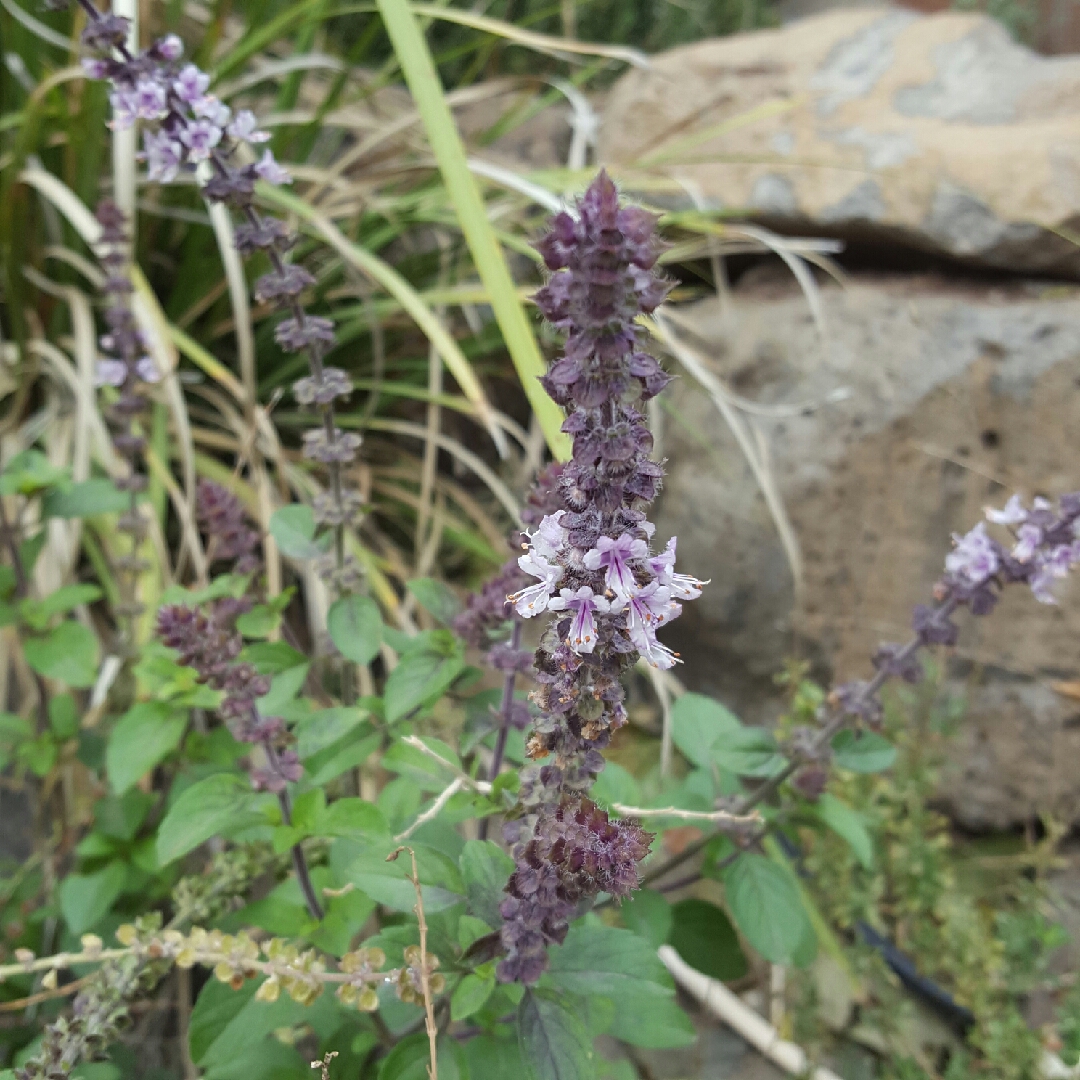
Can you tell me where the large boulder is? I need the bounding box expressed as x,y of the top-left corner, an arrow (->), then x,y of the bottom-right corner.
654,272 -> 1080,829
597,8 -> 1080,276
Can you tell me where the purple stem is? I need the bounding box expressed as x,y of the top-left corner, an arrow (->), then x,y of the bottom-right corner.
478,621 -> 522,841
639,598 -> 959,889
266,742 -> 324,921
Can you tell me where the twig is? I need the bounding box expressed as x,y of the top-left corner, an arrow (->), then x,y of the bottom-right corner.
395,777 -> 465,842
310,1051 -> 338,1080
0,947 -> 131,981
658,945 -> 841,1080
388,847 -> 437,1080
0,976 -> 89,1012
612,804 -> 762,825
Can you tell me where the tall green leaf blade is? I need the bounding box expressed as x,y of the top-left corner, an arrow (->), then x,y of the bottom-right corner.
373,0 -> 570,460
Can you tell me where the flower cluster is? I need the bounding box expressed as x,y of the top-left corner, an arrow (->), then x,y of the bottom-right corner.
816,492 -> 1080,776
13,916 -> 168,1080
196,479 -> 261,575
94,200 -> 158,633
155,603 -> 297,789
496,172 -> 705,982
74,2 -> 362,591
497,796 -> 652,983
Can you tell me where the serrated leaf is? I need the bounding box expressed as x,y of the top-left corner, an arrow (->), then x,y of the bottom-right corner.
671,693 -> 742,768
378,1034 -> 464,1080
814,793 -> 874,869
294,708 -> 367,759
406,578 -> 461,625
328,594 -> 383,665
0,450 -> 67,495
269,504 -> 328,560
459,840 -> 515,929
668,899 -> 748,981
317,798 -> 388,838
711,726 -> 786,777
723,853 -> 815,966
451,973 -> 495,1021
831,730 -> 897,773
384,632 -> 465,722
346,841 -> 465,913
42,478 -> 130,518
518,989 -> 594,1080
60,863 -> 125,934
24,621 -> 98,687
107,702 -> 187,794
20,583 -> 102,628
547,925 -> 694,1049
620,889 -> 672,949
157,773 -> 265,864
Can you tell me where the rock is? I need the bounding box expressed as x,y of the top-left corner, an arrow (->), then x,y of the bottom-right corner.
597,8 -> 1080,276
653,271 -> 1080,829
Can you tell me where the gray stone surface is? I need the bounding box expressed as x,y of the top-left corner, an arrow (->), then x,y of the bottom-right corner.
654,271 -> 1080,829
597,9 -> 1080,276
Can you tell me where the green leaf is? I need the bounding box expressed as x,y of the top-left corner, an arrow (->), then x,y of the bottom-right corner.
269,504 -> 328,560
0,712 -> 32,745
711,726 -> 786,777
459,840 -> 515,928
672,693 -> 742,768
462,1036 -> 525,1080
518,989 -> 594,1080
235,605 -> 282,639
406,578 -> 461,625
451,973 -> 495,1022
317,798 -> 389,838
814,793 -> 874,869
620,889 -> 673,949
42,478 -> 130,518
0,450 -> 67,495
295,708 -> 368,759
384,631 -> 465,722
589,762 -> 640,808
346,841 -> 465,913
723,853 -> 815,966
24,621 -> 99,687
60,862 -> 125,934
255,663 -> 309,715
831,730 -> 897,773
327,594 -> 383,665
190,975 -> 338,1072
382,735 -> 461,788
48,694 -> 79,740
668,899 -> 748,981
245,641 -> 308,674
19,584 -> 102,629
107,702 -> 187,794
547,925 -> 695,1049
157,773 -> 265,864
378,1034 -> 464,1080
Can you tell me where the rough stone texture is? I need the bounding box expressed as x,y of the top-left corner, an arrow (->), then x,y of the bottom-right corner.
597,8 -> 1080,275
654,271 -> 1080,829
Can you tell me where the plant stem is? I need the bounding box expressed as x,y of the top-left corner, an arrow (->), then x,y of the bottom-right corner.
639,606 -> 956,889
478,622 -> 522,841
268,745 -> 324,921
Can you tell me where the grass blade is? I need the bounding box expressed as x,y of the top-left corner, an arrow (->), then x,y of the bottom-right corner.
374,0 -> 571,461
